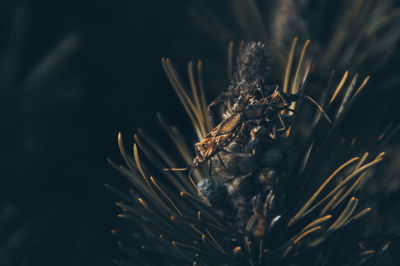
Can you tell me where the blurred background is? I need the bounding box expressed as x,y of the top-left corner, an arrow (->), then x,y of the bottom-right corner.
0,0 -> 399,265
0,0 -> 191,265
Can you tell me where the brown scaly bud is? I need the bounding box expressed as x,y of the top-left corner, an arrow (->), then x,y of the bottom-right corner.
234,42 -> 272,88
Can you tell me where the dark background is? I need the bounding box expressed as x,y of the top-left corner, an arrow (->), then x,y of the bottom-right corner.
0,1 -> 399,266
0,0 -> 193,265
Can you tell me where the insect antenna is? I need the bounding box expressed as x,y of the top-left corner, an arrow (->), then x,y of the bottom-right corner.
163,167 -> 189,172
303,95 -> 332,124
163,165 -> 201,195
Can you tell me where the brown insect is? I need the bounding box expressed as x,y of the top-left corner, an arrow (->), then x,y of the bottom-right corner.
191,112 -> 243,175
189,85 -> 296,177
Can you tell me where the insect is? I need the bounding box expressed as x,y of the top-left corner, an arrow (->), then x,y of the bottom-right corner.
190,83 -> 298,177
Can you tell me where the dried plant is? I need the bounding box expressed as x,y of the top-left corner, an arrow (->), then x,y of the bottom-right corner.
110,38 -> 396,265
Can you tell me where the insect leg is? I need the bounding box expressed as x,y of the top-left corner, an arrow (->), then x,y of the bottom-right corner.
269,126 -> 277,139
216,153 -> 226,168
208,157 -> 213,177
277,114 -> 287,132
207,92 -> 227,128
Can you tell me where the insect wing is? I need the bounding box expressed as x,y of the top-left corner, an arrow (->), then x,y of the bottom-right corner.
216,113 -> 242,135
